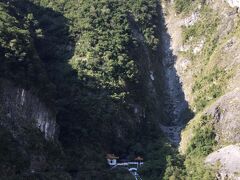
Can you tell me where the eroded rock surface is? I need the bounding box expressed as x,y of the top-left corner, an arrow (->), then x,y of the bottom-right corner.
205,145 -> 240,180
0,80 -> 56,140
207,89 -> 240,145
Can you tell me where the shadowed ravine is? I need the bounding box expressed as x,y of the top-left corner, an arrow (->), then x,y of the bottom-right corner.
157,5 -> 193,145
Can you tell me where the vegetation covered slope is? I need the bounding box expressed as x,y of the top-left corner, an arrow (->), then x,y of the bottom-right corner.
5,0 -> 239,179
0,0 -> 184,179
163,0 -> 240,179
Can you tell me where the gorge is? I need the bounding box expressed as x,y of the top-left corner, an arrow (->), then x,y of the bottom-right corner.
0,0 -> 240,180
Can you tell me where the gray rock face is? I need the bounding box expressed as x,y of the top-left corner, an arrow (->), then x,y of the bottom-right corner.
158,2 -> 194,145
0,80 -> 56,140
205,145 -> 240,180
159,9 -> 189,124
206,89 -> 240,144
160,124 -> 183,144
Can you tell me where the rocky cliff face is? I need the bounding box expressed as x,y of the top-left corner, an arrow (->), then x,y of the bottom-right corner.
127,14 -> 163,124
0,80 -> 56,140
153,3 -> 194,145
205,145 -> 240,180
0,79 -> 64,177
159,7 -> 190,125
162,0 -> 240,179
1,0 -> 240,179
206,89 -> 240,145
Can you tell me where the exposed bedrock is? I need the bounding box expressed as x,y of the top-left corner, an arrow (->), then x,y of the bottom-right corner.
0,80 -> 56,140
158,3 -> 193,144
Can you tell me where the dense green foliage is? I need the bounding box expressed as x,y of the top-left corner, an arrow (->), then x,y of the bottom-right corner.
0,126 -> 28,176
70,1 -> 137,91
2,0 -> 223,179
184,115 -> 216,180
161,115 -> 217,180
0,0 -> 181,179
0,1 -> 55,103
140,138 -> 185,180
192,68 -> 230,111
67,0 -> 160,94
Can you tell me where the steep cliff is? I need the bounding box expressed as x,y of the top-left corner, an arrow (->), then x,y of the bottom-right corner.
0,80 -> 68,178
0,1 -> 71,178
1,0 -> 240,179
0,0 -> 179,179
161,0 -> 240,179
0,80 -> 56,140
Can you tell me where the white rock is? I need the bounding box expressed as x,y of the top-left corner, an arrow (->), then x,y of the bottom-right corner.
184,12 -> 200,27
193,39 -> 205,54
150,71 -> 155,81
205,145 -> 240,179
1,81 -> 56,141
225,0 -> 240,8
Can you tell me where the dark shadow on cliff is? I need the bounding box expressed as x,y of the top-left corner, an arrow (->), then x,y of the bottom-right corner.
1,0 -> 193,178
22,2 -> 144,179
0,0 -> 76,178
22,1 -> 112,178
155,2 -> 194,143
1,1 -> 118,178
